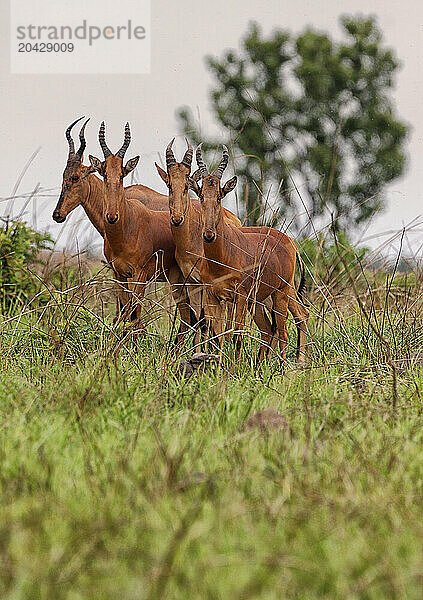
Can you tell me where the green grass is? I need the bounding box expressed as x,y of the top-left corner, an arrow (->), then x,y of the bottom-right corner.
0,266 -> 423,599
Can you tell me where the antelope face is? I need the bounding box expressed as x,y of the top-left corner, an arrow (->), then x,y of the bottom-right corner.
192,175 -> 237,243
155,138 -> 193,227
54,163 -> 94,222
198,176 -> 220,243
53,116 -> 92,223
89,122 -> 139,225
156,163 -> 191,226
188,144 -> 237,244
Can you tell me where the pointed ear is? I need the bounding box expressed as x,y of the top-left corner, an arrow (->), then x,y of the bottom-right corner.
83,164 -> 97,178
123,156 -> 140,177
187,176 -> 201,197
89,155 -> 103,175
221,176 -> 238,198
155,162 -> 169,186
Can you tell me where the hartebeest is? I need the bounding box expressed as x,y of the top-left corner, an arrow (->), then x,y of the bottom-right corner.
53,116 -> 169,234
88,122 -> 196,338
155,138 -> 241,333
189,145 -> 309,362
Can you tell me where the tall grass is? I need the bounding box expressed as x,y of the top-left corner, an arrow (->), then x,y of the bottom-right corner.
0,213 -> 422,598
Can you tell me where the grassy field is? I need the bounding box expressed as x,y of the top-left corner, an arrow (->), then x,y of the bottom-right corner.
1,252 -> 423,599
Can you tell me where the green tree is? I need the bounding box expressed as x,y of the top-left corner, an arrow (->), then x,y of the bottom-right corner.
178,16 -> 408,229
0,219 -> 51,313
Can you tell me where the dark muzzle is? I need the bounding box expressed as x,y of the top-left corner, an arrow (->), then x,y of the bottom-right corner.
52,210 -> 66,223
106,213 -> 119,224
171,215 -> 184,227
203,232 -> 216,243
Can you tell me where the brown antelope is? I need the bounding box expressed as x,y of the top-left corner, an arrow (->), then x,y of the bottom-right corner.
189,145 -> 309,362
88,122 -> 196,338
155,138 -> 241,334
53,116 -> 169,234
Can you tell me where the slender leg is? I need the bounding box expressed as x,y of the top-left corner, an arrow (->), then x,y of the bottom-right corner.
287,290 -> 309,364
232,296 -> 249,357
126,270 -> 147,334
225,302 -> 236,341
187,284 -> 206,348
251,300 -> 275,361
273,290 -> 289,360
113,271 -> 130,325
168,267 -> 197,347
203,290 -> 225,352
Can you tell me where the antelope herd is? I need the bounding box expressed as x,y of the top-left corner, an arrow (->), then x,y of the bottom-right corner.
53,118 -> 309,363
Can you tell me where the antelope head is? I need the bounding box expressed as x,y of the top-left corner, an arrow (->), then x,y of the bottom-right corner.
188,145 -> 237,243
89,122 -> 139,225
53,116 -> 93,223
155,138 -> 193,227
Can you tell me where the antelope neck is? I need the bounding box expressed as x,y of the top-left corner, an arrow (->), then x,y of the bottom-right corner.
103,190 -> 128,247
202,212 -> 230,268
172,196 -> 197,245
82,174 -> 106,237
103,190 -> 151,256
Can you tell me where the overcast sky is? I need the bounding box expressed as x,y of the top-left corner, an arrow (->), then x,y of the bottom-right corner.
1,0 -> 422,255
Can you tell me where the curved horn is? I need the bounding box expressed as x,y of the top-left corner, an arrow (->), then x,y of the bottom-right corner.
65,116 -> 85,158
99,121 -> 112,158
213,145 -> 229,180
196,143 -> 209,178
116,122 -> 131,159
181,138 -> 193,169
191,168 -> 202,182
76,118 -> 90,159
166,138 -> 177,168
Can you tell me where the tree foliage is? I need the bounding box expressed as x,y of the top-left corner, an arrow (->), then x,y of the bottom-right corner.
178,16 -> 408,229
0,219 -> 52,313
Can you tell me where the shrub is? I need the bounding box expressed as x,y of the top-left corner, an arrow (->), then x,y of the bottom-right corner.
0,219 -> 52,313
299,231 -> 369,288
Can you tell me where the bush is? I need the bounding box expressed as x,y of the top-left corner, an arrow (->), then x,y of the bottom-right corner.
0,219 -> 52,313
299,231 -> 369,288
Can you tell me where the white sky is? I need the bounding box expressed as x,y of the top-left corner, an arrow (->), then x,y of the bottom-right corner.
0,0 -> 422,256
